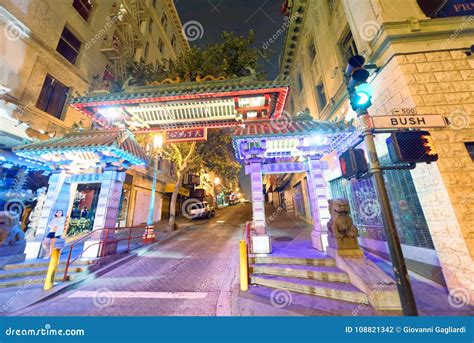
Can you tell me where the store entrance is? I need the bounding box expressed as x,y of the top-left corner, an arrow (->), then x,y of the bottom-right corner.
68,183 -> 101,237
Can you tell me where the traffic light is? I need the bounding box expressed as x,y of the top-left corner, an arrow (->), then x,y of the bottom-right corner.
345,55 -> 374,111
386,130 -> 438,163
339,148 -> 368,179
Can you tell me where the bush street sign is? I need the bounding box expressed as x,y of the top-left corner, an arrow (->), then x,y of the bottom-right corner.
371,115 -> 447,129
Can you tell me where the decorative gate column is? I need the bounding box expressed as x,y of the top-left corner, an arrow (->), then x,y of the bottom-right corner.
249,158 -> 266,233
25,170 -> 68,259
247,157 -> 271,254
82,169 -> 126,258
306,158 -> 330,251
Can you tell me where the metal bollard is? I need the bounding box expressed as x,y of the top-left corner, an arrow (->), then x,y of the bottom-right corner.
43,248 -> 61,291
239,240 -> 248,291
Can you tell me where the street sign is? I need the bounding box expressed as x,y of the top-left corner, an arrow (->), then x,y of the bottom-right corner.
392,108 -> 417,115
371,115 -> 447,129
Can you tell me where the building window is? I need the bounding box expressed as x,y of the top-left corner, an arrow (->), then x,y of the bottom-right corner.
315,82 -> 327,111
308,41 -> 316,63
171,35 -> 176,49
297,73 -> 303,93
158,38 -> 164,53
328,0 -> 337,13
36,75 -> 69,119
466,142 -> 474,161
161,12 -> 168,29
340,30 -> 358,63
57,27 -> 82,65
72,0 -> 93,21
148,18 -> 153,34
417,0 -> 474,18
152,0 -> 157,8
144,42 -> 149,59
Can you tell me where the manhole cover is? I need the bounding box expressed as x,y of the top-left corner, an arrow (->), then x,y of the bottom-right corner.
274,236 -> 293,242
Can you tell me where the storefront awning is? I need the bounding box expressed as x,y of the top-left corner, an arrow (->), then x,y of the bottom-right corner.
164,183 -> 190,197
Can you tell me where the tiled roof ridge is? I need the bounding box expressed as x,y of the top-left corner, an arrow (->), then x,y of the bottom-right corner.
70,79 -> 290,103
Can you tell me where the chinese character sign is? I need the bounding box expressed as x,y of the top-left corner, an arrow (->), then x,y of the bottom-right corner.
165,128 -> 208,143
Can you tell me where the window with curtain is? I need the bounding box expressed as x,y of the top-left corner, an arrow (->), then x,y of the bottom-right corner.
36,75 -> 69,119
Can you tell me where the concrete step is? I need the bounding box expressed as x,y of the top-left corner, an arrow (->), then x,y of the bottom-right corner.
249,256 -> 336,267
251,263 -> 351,283
2,259 -> 94,270
0,272 -> 84,289
2,261 -> 66,270
0,265 -> 86,280
251,274 -> 369,304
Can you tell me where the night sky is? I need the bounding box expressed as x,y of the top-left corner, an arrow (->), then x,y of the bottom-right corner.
174,0 -> 286,80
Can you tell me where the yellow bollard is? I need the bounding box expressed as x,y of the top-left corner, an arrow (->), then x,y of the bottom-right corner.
43,248 -> 61,291
239,240 -> 248,291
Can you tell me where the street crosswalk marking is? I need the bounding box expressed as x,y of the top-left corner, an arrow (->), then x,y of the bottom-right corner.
68,291 -> 208,299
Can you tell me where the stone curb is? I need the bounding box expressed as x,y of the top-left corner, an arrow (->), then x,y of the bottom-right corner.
8,224 -> 191,316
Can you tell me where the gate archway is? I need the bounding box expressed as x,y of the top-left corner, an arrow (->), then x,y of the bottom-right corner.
15,78 -> 356,256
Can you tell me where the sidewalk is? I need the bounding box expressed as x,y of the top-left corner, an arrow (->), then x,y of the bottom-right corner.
235,205 -> 474,316
0,216 -> 193,315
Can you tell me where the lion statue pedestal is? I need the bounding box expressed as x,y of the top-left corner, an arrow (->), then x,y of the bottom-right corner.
325,199 -> 402,311
326,199 -> 363,258
0,212 -> 26,268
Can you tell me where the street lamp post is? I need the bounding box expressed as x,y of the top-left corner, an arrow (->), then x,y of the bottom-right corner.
214,177 -> 220,208
143,134 -> 163,243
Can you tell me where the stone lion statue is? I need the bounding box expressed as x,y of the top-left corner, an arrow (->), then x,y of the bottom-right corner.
327,199 -> 358,239
0,211 -> 25,246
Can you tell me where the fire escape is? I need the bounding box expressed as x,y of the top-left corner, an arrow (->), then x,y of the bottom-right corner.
100,0 -> 148,82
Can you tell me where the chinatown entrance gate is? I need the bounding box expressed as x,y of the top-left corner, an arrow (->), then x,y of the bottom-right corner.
66,77 -> 357,255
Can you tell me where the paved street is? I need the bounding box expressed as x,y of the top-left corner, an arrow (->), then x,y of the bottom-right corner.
14,204 -> 252,316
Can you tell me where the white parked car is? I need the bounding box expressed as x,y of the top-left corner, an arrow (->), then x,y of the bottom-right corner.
189,201 -> 216,219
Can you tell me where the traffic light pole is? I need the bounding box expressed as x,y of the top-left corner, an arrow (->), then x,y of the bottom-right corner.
358,109 -> 419,316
